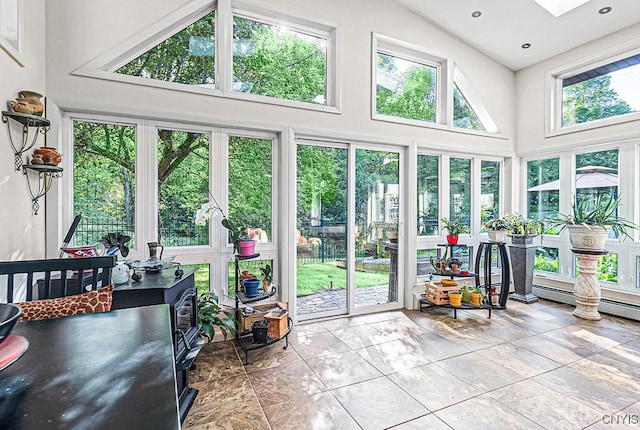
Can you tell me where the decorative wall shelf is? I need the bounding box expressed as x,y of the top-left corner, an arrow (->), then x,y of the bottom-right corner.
2,111 -> 50,170
22,164 -> 63,215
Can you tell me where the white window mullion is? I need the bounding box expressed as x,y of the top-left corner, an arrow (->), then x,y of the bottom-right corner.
216,0 -> 232,96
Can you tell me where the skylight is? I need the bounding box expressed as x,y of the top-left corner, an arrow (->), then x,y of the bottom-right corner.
533,0 -> 591,17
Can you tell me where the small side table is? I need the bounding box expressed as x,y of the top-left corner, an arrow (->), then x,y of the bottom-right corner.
572,249 -> 607,321
474,241 -> 510,309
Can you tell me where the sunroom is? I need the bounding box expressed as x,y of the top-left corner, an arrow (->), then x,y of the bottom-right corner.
2,0 -> 640,428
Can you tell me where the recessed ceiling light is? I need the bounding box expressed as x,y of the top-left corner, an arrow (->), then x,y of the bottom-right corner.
522,43 -> 532,49
471,11 -> 482,18
599,6 -> 612,14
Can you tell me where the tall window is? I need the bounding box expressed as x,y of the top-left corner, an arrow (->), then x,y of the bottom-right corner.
228,136 -> 273,242
375,51 -> 437,122
116,12 -> 216,88
157,129 -> 210,246
480,161 -> 500,229
417,154 -> 439,236
561,52 -> 640,127
72,121 -> 136,246
527,157 -> 560,227
450,158 -> 471,230
232,16 -> 327,104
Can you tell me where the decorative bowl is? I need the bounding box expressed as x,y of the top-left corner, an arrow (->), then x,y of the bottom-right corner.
0,304 -> 22,344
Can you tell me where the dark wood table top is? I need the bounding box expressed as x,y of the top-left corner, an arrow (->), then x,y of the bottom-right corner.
0,304 -> 180,429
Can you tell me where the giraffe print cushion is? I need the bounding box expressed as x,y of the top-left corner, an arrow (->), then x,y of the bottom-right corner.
17,284 -> 114,321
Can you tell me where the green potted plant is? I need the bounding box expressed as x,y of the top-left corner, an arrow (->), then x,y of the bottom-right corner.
502,213 -> 544,243
440,217 -> 470,245
484,217 -> 510,242
547,194 -> 639,252
197,292 -> 236,343
259,264 -> 273,290
430,247 -> 451,274
470,286 -> 485,306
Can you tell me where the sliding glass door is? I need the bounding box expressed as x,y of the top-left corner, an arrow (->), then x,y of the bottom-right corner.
296,142 -> 402,320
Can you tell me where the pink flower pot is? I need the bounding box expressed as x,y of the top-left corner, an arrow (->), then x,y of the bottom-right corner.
239,239 -> 256,256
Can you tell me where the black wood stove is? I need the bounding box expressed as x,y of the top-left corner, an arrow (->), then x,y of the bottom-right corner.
112,268 -> 203,422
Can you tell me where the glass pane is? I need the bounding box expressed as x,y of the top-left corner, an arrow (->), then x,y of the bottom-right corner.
562,54 -> 639,127
480,161 -> 500,231
453,84 -> 485,131
574,253 -> 618,282
158,129 -> 209,246
417,249 -> 438,276
450,158 -> 471,230
181,263 -> 210,297
527,158 -> 560,232
575,149 -> 619,238
296,145 -> 348,316
228,259 -> 273,299
116,12 -> 216,88
417,154 -> 438,236
232,16 -> 327,104
376,52 -> 437,122
73,121 -> 136,247
535,247 -> 559,273
355,149 -> 400,308
228,136 -> 273,243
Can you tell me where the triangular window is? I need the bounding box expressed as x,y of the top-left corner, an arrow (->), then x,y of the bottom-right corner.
453,84 -> 484,131
115,11 -> 216,88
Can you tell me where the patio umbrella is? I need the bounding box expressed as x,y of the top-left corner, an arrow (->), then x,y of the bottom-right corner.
527,166 -> 618,191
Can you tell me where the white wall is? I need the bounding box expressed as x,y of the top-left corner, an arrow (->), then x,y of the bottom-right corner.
0,0 -> 47,261
515,22 -> 640,156
44,0 -> 515,153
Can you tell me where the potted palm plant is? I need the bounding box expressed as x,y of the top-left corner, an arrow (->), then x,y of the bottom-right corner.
547,194 -> 639,252
440,217 -> 469,245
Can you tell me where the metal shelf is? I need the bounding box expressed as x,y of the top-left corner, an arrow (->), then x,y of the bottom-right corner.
2,111 -> 50,170
22,164 -> 64,215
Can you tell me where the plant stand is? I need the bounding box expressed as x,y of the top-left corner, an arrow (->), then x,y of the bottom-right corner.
508,235 -> 538,303
572,249 -> 607,321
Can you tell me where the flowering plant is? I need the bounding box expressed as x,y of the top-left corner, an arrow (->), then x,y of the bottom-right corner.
484,217 -> 510,231
194,194 -> 248,253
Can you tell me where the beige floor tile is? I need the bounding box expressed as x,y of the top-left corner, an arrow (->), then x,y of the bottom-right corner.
475,342 -> 561,378
306,349 -> 383,389
489,379 -> 602,429
435,395 -> 544,430
434,351 -> 525,391
184,373 -> 269,430
355,337 -> 430,374
369,316 -> 429,340
512,332 -> 595,364
332,377 -> 429,430
585,401 -> 640,429
411,331 -> 472,361
263,391 -> 360,430
331,324 -> 386,349
388,362 -> 482,410
248,359 -> 326,407
569,353 -> 640,394
321,315 -> 368,331
533,366 -> 640,415
293,321 -> 328,335
190,341 -> 245,383
240,341 -> 301,373
388,413 -> 451,429
290,330 -> 351,359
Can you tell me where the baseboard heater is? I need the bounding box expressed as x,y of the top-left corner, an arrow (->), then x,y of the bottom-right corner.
533,284 -> 640,322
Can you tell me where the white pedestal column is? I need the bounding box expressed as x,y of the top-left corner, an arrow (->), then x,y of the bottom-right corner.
572,251 -> 606,321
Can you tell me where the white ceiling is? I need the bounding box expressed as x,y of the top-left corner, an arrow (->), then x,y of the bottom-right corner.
394,0 -> 640,70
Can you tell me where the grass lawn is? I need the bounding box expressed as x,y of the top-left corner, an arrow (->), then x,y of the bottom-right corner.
183,261 -> 389,299
296,262 -> 388,297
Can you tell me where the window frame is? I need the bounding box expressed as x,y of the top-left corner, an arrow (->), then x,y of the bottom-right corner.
546,42 -> 640,137
72,0 -> 341,114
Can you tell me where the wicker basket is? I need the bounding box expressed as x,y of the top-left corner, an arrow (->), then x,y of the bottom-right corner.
425,282 -> 460,305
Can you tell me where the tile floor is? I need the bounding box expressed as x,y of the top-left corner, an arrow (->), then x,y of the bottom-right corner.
184,299 -> 640,430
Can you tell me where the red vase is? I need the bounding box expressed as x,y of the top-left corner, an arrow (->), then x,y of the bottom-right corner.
446,234 -> 459,245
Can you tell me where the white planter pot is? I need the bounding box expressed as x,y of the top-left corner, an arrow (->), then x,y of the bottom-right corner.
487,230 -> 506,242
567,225 -> 610,251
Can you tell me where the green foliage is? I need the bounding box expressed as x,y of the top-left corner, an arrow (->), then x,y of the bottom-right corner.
259,264 -> 272,284
547,194 -> 639,240
376,55 -> 436,122
440,217 -> 469,235
295,263 -> 389,297
563,75 -> 632,126
198,292 -> 236,343
534,251 -> 559,273
502,213 -> 544,236
453,85 -> 484,130
116,12 -> 216,86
